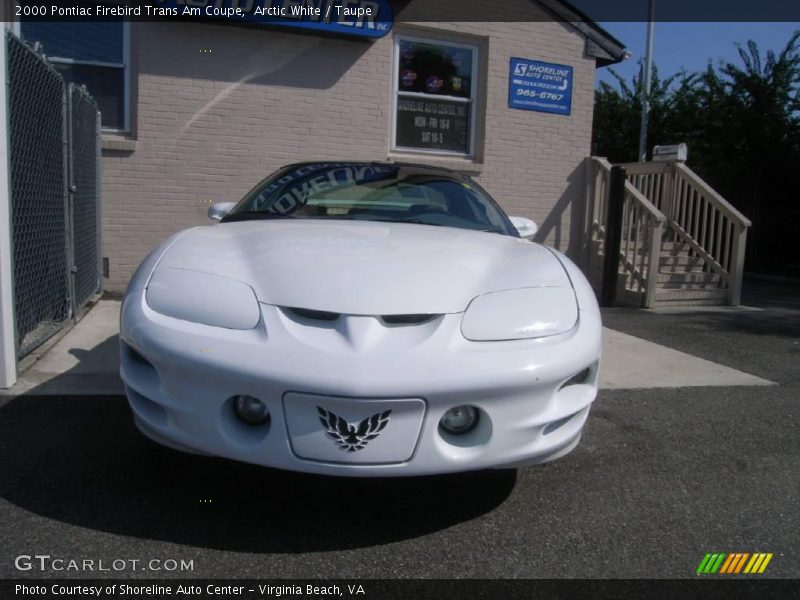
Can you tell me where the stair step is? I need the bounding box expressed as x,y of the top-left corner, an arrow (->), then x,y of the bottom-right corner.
614,246 -> 691,258
662,265 -> 706,273
659,281 -> 722,290
655,288 -> 728,304
659,255 -> 704,266
595,240 -> 697,259
589,244 -> 705,272
594,262 -> 708,278
657,271 -> 720,284
660,241 -> 689,251
660,248 -> 691,258
606,250 -> 692,263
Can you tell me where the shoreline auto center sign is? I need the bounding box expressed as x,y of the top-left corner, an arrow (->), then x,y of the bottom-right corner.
153,0 -> 393,38
508,58 -> 573,115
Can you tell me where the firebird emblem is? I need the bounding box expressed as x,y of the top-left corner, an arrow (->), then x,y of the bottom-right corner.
317,407 -> 392,452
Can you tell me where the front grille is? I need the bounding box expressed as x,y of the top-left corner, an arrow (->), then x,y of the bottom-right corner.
286,307 -> 341,321
284,307 -> 440,326
382,314 -> 438,325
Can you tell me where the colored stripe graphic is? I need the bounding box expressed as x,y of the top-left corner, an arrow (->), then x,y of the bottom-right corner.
744,554 -> 761,574
701,552 -> 774,574
719,554 -> 736,574
697,553 -> 727,574
697,554 -> 713,574
720,553 -> 750,574
711,554 -> 726,573
759,554 -> 774,573
734,553 -> 750,573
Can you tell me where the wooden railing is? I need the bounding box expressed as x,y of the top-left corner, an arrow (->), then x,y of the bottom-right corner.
585,157 -> 612,244
620,161 -> 671,214
585,157 -> 666,307
619,178 -> 666,307
620,161 -> 751,305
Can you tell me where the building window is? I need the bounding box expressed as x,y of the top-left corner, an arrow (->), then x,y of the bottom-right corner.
393,35 -> 478,156
20,22 -> 130,131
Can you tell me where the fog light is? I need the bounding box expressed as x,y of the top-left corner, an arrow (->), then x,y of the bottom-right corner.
232,395 -> 270,426
440,406 -> 479,435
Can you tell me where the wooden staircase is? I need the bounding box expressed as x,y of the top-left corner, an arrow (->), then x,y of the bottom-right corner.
653,239 -> 727,305
588,237 -> 727,307
584,158 -> 751,308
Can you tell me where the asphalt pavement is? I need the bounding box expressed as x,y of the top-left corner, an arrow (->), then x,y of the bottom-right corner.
0,278 -> 798,579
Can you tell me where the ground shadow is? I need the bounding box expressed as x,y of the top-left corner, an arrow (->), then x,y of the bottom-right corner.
742,278 -> 800,312
0,388 -> 515,553
15,334 -> 124,395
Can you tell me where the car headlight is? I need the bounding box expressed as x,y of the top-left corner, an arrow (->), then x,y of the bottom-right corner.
146,267 -> 260,329
460,287 -> 578,341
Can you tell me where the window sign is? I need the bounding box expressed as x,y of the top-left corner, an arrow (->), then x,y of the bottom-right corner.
393,36 -> 478,155
508,58 -> 573,116
395,98 -> 470,154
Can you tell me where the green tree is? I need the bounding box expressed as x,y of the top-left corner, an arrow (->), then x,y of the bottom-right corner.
690,33 -> 800,268
592,61 -> 689,161
592,31 -> 800,271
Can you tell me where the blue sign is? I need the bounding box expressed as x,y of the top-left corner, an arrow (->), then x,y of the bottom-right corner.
508,58 -> 573,115
153,0 -> 393,39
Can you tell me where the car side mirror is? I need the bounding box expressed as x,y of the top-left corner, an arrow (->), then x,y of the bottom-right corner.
509,216 -> 538,241
208,202 -> 237,222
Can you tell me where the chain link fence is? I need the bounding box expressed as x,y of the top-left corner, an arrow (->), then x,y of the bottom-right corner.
5,32 -> 102,358
69,84 -> 102,313
6,32 -> 69,357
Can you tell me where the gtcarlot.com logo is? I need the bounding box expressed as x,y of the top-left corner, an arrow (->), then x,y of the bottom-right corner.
14,554 -> 194,572
696,552 -> 773,574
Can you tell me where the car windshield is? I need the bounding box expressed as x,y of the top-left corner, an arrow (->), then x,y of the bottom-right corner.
223,163 -> 517,236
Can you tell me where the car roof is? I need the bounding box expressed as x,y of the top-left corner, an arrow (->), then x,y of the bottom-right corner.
280,161 -> 472,181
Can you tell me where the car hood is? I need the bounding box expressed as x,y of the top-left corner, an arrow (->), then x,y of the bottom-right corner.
154,220 -> 573,315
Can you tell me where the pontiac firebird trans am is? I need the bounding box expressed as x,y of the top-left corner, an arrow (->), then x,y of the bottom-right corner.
120,162 -> 602,476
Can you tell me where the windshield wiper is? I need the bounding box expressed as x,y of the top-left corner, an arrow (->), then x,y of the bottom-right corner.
221,211 -> 296,223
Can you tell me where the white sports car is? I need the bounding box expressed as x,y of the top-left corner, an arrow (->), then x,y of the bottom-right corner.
120,162 -> 601,476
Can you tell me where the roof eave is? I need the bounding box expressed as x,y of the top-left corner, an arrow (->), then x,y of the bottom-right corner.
535,0 -> 628,67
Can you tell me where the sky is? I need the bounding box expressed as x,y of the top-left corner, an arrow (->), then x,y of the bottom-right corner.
595,22 -> 800,88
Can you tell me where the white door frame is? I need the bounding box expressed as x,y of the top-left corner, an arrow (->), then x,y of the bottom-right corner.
0,25 -> 18,388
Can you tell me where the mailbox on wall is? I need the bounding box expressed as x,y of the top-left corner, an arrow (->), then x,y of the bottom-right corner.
653,143 -> 688,162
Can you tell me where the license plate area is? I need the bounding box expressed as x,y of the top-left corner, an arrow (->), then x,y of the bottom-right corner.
283,393 -> 426,465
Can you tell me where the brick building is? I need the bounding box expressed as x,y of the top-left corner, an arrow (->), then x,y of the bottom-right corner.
14,0 -> 625,293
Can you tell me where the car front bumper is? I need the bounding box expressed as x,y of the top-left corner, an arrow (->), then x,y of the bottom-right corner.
120,289 -> 602,476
